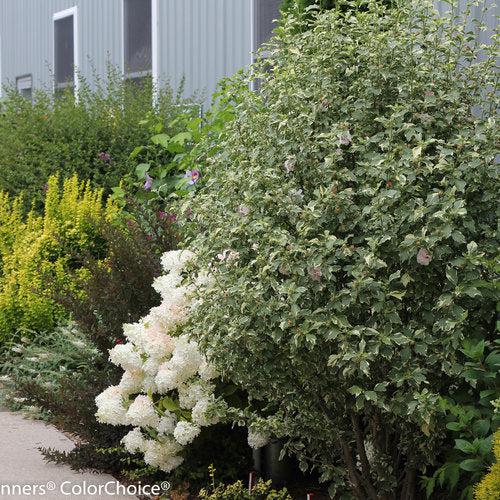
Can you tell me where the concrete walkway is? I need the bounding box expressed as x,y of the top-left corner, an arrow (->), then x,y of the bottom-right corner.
0,408 -> 137,500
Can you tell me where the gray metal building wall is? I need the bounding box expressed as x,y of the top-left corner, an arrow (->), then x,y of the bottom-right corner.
158,0 -> 252,100
0,1 -> 498,100
0,0 -> 123,94
0,0 -> 255,100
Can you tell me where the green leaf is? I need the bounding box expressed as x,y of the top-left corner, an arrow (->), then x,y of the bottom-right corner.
365,391 -> 377,402
160,396 -> 180,412
478,435 -> 493,456
129,145 -> 144,159
425,476 -> 435,498
111,186 -> 125,198
459,459 -> 483,472
135,163 -> 150,179
167,132 -> 192,153
348,385 -> 362,396
151,133 -> 171,148
325,328 -> 340,340
472,419 -> 490,438
445,462 -> 460,490
485,351 -> 500,368
455,439 -> 474,454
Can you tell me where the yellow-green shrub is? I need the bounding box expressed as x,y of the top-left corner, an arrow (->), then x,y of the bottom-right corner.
475,430 -> 500,500
0,174 -> 117,345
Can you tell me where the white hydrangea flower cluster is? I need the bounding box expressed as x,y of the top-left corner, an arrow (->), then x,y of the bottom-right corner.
95,250 -> 220,473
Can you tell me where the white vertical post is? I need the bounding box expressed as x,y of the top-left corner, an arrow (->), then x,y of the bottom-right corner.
152,0 -> 160,106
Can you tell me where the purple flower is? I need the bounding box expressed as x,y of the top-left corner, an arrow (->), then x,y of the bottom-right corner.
98,151 -> 112,164
184,170 -> 201,185
167,213 -> 177,223
157,210 -> 167,220
144,173 -> 153,191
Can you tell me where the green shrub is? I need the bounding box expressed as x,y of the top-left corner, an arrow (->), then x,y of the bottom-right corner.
422,337 -> 499,499
280,0 -> 395,25
199,466 -> 292,500
280,0 -> 337,14
183,1 -> 499,498
0,174 -> 115,347
113,79 -> 240,217
0,69 -> 194,209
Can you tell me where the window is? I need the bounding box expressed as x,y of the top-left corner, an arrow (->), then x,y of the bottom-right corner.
253,0 -> 282,52
16,75 -> 32,100
251,0 -> 281,91
53,7 -> 78,95
123,0 -> 152,81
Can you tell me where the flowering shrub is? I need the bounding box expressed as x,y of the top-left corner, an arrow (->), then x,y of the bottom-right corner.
18,213 -> 175,479
113,80 -> 241,220
96,250 -> 221,473
181,1 -> 499,498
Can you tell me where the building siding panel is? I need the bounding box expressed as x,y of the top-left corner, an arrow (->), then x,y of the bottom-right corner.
156,0 -> 251,100
0,0 -> 497,101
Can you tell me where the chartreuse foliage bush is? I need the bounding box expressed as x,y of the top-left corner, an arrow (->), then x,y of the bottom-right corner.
474,430 -> 500,500
0,69 -> 192,209
0,174 -> 116,345
198,465 -> 291,500
182,0 -> 499,498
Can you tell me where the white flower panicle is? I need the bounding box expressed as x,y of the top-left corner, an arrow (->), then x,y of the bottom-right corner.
192,398 -> 219,427
95,250 -> 219,473
126,395 -> 160,428
173,421 -> 201,446
95,386 -> 128,426
122,427 -> 146,454
248,429 -> 270,450
108,343 -> 142,372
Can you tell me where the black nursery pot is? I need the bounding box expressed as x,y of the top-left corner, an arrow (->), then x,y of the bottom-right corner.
253,439 -> 302,487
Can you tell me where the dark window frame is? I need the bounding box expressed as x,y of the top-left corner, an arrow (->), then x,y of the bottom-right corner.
123,0 -> 153,80
16,74 -> 33,100
53,7 -> 78,95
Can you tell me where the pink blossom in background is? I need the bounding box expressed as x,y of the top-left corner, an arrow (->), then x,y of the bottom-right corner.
417,248 -> 432,266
